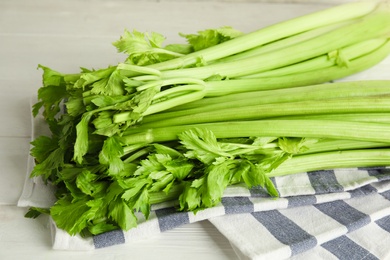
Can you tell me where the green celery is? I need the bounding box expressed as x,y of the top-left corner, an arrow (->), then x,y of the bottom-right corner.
120,119 -> 390,145
279,113 -> 390,124
204,39 -> 390,96
146,1 -> 379,71
141,80 -> 390,124
268,149 -> 390,177
29,1 -> 390,237
299,139 -> 390,154
245,38 -> 387,78
133,96 -> 390,128
159,7 -> 390,79
218,20 -> 355,63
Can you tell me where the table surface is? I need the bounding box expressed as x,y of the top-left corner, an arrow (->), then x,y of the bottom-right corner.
1,0 -> 388,259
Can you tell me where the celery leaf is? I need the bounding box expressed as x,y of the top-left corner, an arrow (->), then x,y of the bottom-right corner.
180,26 -> 243,51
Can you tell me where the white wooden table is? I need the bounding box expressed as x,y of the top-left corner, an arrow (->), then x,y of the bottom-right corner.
2,0 -> 384,259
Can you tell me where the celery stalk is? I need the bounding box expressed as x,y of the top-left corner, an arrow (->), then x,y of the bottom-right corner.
120,119 -> 390,145
160,6 -> 390,79
299,139 -> 390,155
280,113 -> 390,124
268,149 -> 390,177
218,20 -> 356,63
147,1 -> 380,71
128,96 -> 390,128
204,39 -> 390,96
245,38 -> 387,78
141,80 -> 390,124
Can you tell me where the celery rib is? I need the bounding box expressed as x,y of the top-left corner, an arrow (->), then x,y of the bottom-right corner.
147,1 -> 379,71
268,149 -> 390,177
245,38 -> 387,78
141,80 -> 390,124
218,20 -> 355,63
121,119 -> 390,145
160,9 -> 390,80
138,96 -> 390,128
204,39 -> 390,96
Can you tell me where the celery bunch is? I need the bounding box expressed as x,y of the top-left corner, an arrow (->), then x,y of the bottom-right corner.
29,1 -> 390,236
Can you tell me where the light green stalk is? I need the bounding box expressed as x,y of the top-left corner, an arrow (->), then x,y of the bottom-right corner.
141,80 -> 390,124
147,1 -> 380,71
114,37 -> 390,122
268,148 -> 390,177
131,96 -> 390,128
244,38 -> 387,78
218,20 -> 355,63
120,119 -> 390,145
159,6 -> 390,79
203,39 -> 390,96
300,139 -> 390,154
279,113 -> 390,124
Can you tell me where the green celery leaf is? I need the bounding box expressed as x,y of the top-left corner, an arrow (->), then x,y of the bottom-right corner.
180,26 -> 243,52
113,30 -> 183,66
88,223 -> 118,236
76,169 -> 98,196
30,148 -> 64,181
38,64 -> 64,87
118,86 -> 159,113
148,170 -> 171,180
121,178 -> 151,201
106,180 -> 125,202
90,69 -> 125,96
50,196 -> 103,235
113,29 -> 163,54
235,160 -> 255,187
119,163 -> 138,178
108,198 -> 138,231
113,87 -> 159,125
90,95 -> 131,108
34,65 -> 69,120
179,128 -> 233,164
24,207 -> 50,219
56,115 -> 77,150
58,166 -> 84,182
30,135 -> 59,164
92,111 -> 120,137
99,136 -> 125,175
62,179 -> 87,201
135,154 -> 167,176
152,143 -> 184,159
132,188 -> 151,219
73,66 -> 115,90
164,158 -> 194,180
278,137 -> 318,154
35,85 -> 68,120
179,180 -> 204,211
150,173 -> 174,192
73,112 -> 94,164
65,96 -> 85,117
264,177 -> 279,197
247,163 -> 266,188
203,160 -> 235,208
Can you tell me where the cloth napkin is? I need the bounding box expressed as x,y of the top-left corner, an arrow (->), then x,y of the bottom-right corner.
18,100 -> 390,259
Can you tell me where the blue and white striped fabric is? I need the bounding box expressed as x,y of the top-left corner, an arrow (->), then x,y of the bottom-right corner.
41,167 -> 390,260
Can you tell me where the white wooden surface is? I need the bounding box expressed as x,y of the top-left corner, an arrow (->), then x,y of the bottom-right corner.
1,0 -> 380,259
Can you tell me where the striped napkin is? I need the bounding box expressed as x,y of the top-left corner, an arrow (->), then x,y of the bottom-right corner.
18,100 -> 390,259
